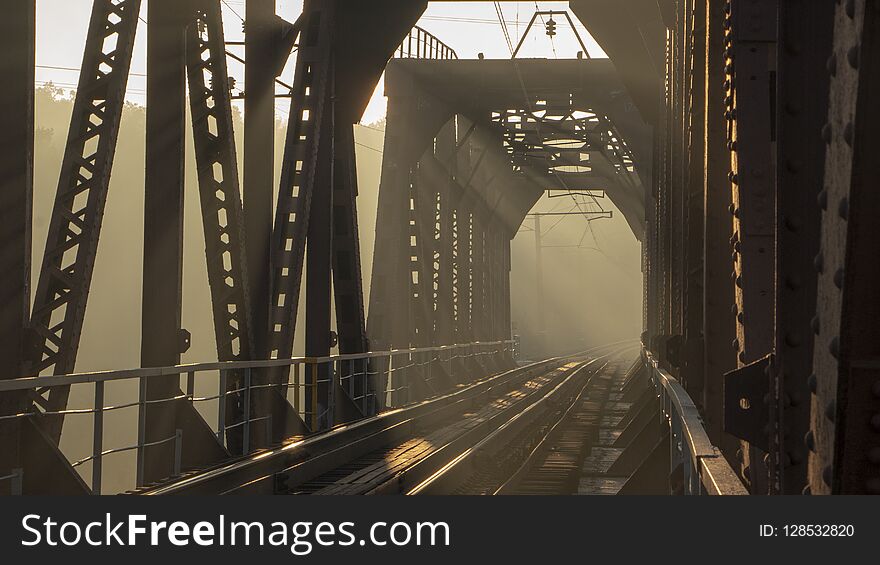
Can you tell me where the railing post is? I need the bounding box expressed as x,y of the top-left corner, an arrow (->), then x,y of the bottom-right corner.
136,376 -> 146,487
243,368 -> 251,455
361,357 -> 368,414
218,370 -> 227,447
173,428 -> 183,477
327,360 -> 335,429
386,351 -> 393,408
92,381 -> 104,495
292,362 -> 301,415
310,362 -> 318,431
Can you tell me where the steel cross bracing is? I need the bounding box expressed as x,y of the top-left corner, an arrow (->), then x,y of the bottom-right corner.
268,1 -> 335,366
24,0 -> 142,441
185,0 -> 256,452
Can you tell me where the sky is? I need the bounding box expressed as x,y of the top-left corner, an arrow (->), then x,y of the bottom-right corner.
34,1 -> 606,124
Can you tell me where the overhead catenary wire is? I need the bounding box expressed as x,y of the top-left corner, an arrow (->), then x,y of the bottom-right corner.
495,4 -> 608,251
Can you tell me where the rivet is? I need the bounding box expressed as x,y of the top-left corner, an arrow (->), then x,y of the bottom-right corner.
830,336 -> 840,359
823,465 -> 833,486
738,351 -> 747,363
827,53 -> 837,76
811,315 -> 820,335
737,312 -> 745,324
805,430 -> 816,452
825,399 -> 836,421
818,189 -> 828,210
732,338 -> 740,350
846,0 -> 855,18
844,122 -> 854,146
847,45 -> 859,69
839,196 -> 849,219
808,373 -> 818,393
822,123 -> 832,144
814,252 -> 824,273
834,268 -> 845,289
802,485 -> 811,495
735,275 -> 743,288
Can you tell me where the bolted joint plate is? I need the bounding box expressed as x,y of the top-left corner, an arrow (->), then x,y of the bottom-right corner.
723,354 -> 773,451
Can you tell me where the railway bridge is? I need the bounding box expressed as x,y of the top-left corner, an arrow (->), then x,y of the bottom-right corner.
0,0 -> 876,497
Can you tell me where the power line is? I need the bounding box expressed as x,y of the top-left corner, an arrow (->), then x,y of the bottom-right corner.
36,64 -> 147,77
355,141 -> 383,154
221,0 -> 245,23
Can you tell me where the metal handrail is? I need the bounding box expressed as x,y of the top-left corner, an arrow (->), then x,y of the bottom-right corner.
396,25 -> 458,60
0,340 -> 512,393
642,350 -> 748,495
0,340 -> 513,494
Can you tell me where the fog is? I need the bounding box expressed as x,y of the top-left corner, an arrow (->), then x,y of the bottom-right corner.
23,1 -> 642,492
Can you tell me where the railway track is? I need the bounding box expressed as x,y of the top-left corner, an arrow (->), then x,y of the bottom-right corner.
135,342 -> 636,495
410,350 -> 656,495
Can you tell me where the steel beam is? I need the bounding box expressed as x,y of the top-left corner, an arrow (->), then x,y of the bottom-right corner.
26,0 -> 141,441
0,0 -> 34,491
140,1 -> 227,484
244,0 -> 276,362
775,0 -> 834,495
702,0 -> 737,456
809,0 -> 880,495
683,0 -> 706,401
725,0 -> 778,494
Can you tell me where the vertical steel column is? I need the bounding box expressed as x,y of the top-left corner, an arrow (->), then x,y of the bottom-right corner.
809,0 -> 880,495
305,71 -> 335,430
0,0 -> 34,487
668,2 -> 686,361
775,0 -> 833,494
702,0 -> 737,452
434,122 -> 457,346
140,2 -> 227,483
141,1 -> 188,478
332,123 -> 371,417
683,0 -> 706,400
368,96 -> 419,356
244,0 -> 276,361
726,0 -> 778,493
471,212 -> 486,341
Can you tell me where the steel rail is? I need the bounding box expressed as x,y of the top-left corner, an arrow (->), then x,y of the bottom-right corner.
407,348 -> 634,495
137,340 -> 635,495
